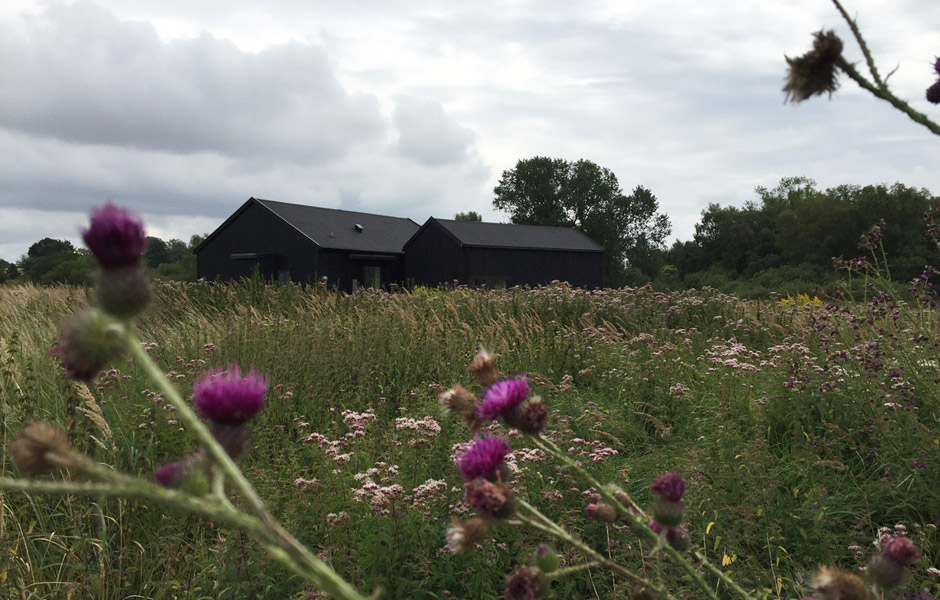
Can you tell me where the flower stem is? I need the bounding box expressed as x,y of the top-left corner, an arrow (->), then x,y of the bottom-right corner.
123,330 -> 370,600
529,435 -> 737,600
514,499 -> 674,599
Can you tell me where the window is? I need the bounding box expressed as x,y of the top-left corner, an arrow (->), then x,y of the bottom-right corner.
363,266 -> 381,289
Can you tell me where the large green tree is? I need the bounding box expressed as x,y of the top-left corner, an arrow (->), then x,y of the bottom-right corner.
20,238 -> 94,284
493,157 -> 671,286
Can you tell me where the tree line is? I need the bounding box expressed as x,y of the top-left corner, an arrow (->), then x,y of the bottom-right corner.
0,234 -> 205,285
663,176 -> 940,296
3,162 -> 936,295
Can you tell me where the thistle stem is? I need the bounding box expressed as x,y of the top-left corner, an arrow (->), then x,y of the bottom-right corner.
514,499 -> 674,599
529,435 -> 736,600
124,330 -> 370,600
836,58 -> 940,137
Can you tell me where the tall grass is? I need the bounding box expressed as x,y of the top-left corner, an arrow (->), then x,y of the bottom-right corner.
1,280 -> 937,598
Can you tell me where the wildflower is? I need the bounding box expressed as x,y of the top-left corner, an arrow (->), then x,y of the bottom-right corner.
92,266 -> 152,318
154,461 -> 184,488
783,30 -> 844,103
477,378 -> 529,422
585,502 -> 618,523
192,366 -> 266,425
464,477 -> 513,519
881,536 -> 920,566
456,437 -> 510,482
51,310 -> 124,382
511,397 -> 548,435
439,384 -> 480,429
469,349 -> 499,387
868,536 -> 921,589
445,518 -> 489,552
650,471 -> 686,528
666,524 -> 691,552
10,422 -> 74,476
927,80 -> 940,104
504,567 -> 544,600
651,471 -> 686,502
535,544 -> 560,574
810,566 -> 867,600
82,202 -> 147,270
935,57 -> 940,76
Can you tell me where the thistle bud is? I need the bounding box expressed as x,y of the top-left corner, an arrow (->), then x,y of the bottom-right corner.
154,461 -> 184,488
585,502 -> 618,523
464,477 -> 514,519
92,267 -> 152,318
926,80 -> 940,104
867,536 -> 920,590
514,397 -> 548,435
535,544 -> 560,574
810,566 -> 866,600
469,349 -> 499,387
445,518 -> 489,552
783,30 -> 844,103
10,422 -> 74,476
439,384 -> 478,418
650,498 -> 684,529
51,310 -> 124,382
504,568 -> 545,600
666,524 -> 691,552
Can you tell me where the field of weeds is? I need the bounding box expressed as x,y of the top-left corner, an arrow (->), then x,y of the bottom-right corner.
1,280 -> 938,599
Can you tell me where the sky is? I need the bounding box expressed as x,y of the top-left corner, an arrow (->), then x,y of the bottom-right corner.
1,0 -> 938,262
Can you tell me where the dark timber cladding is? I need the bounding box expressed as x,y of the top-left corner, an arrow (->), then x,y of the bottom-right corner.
404,218 -> 604,288
194,198 -> 419,290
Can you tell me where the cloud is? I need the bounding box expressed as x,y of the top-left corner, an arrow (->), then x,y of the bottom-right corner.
0,1 -> 384,162
392,96 -> 475,166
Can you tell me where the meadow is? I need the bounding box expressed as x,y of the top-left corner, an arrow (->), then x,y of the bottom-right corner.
0,277 -> 938,599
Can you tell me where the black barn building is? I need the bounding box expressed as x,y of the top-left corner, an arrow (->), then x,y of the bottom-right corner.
403,217 -> 604,288
194,198 -> 419,290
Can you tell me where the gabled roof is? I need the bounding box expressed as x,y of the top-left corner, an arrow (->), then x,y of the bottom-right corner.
197,198 -> 419,254
406,217 -> 603,252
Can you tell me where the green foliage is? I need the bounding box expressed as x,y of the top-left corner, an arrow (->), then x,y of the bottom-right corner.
20,238 -> 94,284
1,278 -> 938,598
454,211 -> 483,222
145,236 -> 188,268
669,177 -> 940,295
493,156 -> 672,286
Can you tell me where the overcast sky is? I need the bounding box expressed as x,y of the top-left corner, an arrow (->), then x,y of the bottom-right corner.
1,0 -> 938,262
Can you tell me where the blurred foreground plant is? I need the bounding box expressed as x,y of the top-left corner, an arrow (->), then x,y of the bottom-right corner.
0,203 -> 372,600
442,349 -> 932,599
784,0 -> 940,138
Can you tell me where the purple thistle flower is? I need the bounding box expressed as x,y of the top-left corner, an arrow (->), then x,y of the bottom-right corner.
651,471 -> 686,502
477,378 -> 529,421
504,568 -> 543,600
82,203 -> 147,269
192,366 -> 266,425
154,461 -> 183,488
927,80 -> 940,104
464,477 -> 513,519
456,436 -> 509,481
934,56 -> 940,76
882,536 -> 921,566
